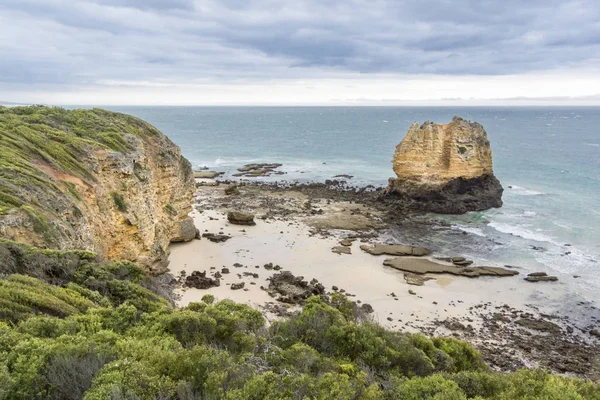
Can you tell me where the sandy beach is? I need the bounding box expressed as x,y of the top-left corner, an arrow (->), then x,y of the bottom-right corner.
167,178 -> 600,375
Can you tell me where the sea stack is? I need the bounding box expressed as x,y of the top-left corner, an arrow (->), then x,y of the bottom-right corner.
386,116 -> 503,214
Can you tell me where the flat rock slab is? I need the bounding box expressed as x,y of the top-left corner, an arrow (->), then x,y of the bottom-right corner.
332,246 -> 351,255
404,273 -> 436,286
360,243 -> 431,257
194,171 -> 224,179
383,257 -> 519,278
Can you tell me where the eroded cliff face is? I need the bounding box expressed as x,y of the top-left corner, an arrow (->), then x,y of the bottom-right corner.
386,116 -> 503,214
0,106 -> 196,273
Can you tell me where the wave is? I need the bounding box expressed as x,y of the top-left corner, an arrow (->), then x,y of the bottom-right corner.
506,185 -> 547,196
585,143 -> 599,147
488,221 -> 554,243
451,225 -> 487,237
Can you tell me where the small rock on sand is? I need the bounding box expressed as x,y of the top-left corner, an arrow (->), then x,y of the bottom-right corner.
231,282 -> 245,290
339,238 -> 354,246
227,211 -> 256,226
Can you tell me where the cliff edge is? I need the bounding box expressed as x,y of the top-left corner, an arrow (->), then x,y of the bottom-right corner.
386,116 -> 503,213
0,106 -> 196,273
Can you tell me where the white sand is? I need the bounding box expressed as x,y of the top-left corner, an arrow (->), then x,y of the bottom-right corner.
168,206 -> 570,332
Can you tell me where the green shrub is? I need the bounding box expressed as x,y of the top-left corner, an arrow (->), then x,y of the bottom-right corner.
111,192 -> 127,213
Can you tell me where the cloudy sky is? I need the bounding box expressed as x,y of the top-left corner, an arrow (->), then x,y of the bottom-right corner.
1,0 -> 599,105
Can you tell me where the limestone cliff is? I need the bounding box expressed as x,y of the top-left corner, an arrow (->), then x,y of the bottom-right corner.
386,116 -> 503,213
0,106 -> 196,273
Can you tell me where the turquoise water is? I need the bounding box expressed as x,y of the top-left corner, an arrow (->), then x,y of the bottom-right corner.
101,106 -> 600,302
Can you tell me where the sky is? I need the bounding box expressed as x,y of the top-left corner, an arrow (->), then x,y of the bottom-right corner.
1,0 -> 599,105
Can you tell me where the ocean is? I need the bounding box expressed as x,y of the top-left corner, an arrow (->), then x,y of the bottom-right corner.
99,106 -> 600,304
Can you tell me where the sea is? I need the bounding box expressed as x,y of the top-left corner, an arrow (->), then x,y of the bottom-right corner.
97,106 -> 600,304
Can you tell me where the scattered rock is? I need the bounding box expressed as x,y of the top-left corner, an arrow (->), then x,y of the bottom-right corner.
227,211 -> 256,226
339,238 -> 354,246
221,267 -> 230,274
516,318 -> 561,333
590,329 -> 600,339
360,243 -> 430,256
231,282 -> 245,290
332,246 -> 351,255
408,289 -> 416,295
184,271 -> 220,289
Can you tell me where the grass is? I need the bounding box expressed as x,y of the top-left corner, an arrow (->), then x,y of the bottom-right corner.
111,192 -> 128,213
0,105 -> 183,247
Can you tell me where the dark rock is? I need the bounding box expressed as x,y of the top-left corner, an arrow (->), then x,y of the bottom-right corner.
231,282 -> 245,290
184,271 -> 220,289
266,271 -> 325,305
361,303 -> 374,313
385,174 -> 503,214
202,233 -> 232,243
516,318 -> 561,333
221,268 -> 230,274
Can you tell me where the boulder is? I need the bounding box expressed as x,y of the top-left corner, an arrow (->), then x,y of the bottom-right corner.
227,211 -> 256,226
385,116 -> 503,214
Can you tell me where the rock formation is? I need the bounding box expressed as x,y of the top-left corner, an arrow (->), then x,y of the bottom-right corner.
386,116 -> 503,213
0,106 -> 196,273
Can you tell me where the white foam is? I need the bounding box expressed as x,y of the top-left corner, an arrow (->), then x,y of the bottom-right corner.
452,225 -> 487,237
507,185 -> 546,196
488,221 -> 554,243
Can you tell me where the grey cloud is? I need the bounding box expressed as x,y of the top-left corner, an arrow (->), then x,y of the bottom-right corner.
0,0 -> 599,88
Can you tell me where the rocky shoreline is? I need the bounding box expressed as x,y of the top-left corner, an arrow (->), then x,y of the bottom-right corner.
169,175 -> 600,379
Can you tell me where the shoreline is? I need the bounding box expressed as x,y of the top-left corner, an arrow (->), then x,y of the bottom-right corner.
168,177 -> 600,377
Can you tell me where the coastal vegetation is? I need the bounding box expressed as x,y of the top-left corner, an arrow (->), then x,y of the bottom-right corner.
0,239 -> 597,399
